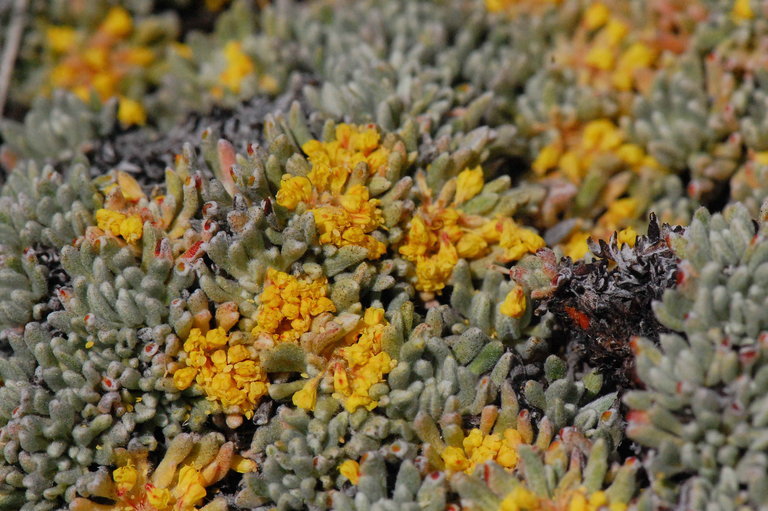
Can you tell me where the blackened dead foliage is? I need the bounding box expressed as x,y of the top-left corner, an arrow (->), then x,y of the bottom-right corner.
537,214 -> 682,388
88,77 -> 311,186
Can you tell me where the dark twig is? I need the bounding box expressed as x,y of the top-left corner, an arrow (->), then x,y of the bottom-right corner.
0,0 -> 28,119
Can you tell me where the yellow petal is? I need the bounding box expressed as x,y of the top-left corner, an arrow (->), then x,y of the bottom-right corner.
454,167 -> 484,204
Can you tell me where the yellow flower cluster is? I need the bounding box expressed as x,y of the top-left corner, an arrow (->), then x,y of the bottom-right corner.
398,209 -> 461,293
276,124 -> 390,259
549,4 -> 659,93
399,195 -> 544,293
532,119 -> 661,182
216,41 -> 255,95
580,7 -> 657,91
292,308 -> 396,413
499,487 -> 627,511
94,171 -> 152,244
566,489 -> 627,511
252,268 -> 336,344
72,437 -> 252,511
496,217 -> 547,261
562,197 -> 639,261
441,427 -> 523,474
173,328 -> 268,418
95,209 -> 144,243
498,486 -> 540,511
111,462 -> 207,511
332,308 -> 395,412
45,7 -> 153,125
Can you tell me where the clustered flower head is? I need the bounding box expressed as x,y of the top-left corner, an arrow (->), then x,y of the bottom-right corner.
71,434 -> 252,511
399,170 -> 545,292
329,307 -> 395,412
252,268 -> 336,344
172,268 -> 337,417
211,41 -> 256,98
93,171 -> 152,243
43,6 -> 165,126
5,0 -> 768,510
277,124 -> 391,259
557,3 -> 662,93
293,307 -> 395,412
173,326 -> 269,419
498,486 -> 627,511
441,427 -> 524,474
533,120 -> 661,182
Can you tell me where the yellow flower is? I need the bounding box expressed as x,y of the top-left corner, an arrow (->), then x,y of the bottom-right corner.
276,175 -> 312,209
339,460 -> 361,485
440,427 -> 525,475
532,143 -> 561,175
562,488 -> 627,511
113,463 -> 138,493
95,209 -> 144,243
441,446 -> 471,472
585,45 -> 614,71
500,284 -> 526,318
118,214 -> 144,243
332,308 -> 395,412
75,437 -> 239,511
172,42 -> 194,59
173,367 -> 198,390
569,491 -> 588,511
583,2 -> 610,30
219,41 -> 255,94
599,197 -> 638,231
562,232 -> 591,260
615,143 -> 645,166
617,227 -> 637,247
454,167 -> 484,204
589,491 -> 608,508
413,237 -> 459,293
311,186 -> 386,259
46,26 -> 77,53
612,43 -> 656,91
231,455 -> 257,473
456,232 -> 489,259
499,486 -> 540,511
205,328 -> 229,349
559,151 -> 581,181
173,466 -> 207,508
582,120 -> 623,153
302,124 -> 389,177
124,47 -> 155,66
399,205 -> 477,292
499,219 -> 545,262
99,7 -> 133,38
174,326 -> 268,416
95,209 -> 125,233
253,269 -> 336,344
277,124 -> 390,258
733,0 -> 754,21
604,19 -> 629,45
292,378 -> 319,411
484,0 -> 561,13
496,429 -> 523,467
146,486 -> 172,509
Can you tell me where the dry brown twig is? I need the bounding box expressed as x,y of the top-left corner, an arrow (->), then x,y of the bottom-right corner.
0,0 -> 28,119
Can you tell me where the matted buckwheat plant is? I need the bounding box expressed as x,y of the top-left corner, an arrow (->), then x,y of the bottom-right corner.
1,0 -> 767,510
